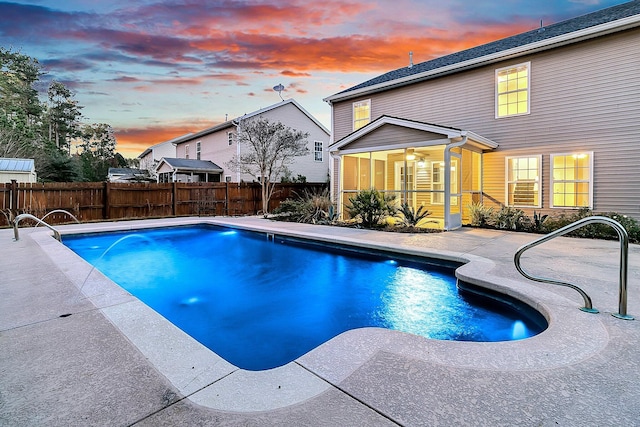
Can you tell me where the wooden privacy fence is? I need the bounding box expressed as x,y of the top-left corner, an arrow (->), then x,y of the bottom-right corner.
0,181 -> 327,227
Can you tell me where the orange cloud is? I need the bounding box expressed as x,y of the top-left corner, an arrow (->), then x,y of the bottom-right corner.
191,22 -> 533,74
114,125 -> 195,158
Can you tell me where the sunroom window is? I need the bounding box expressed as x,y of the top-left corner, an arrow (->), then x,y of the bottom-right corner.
506,156 -> 541,207
496,62 -> 530,118
353,99 -> 371,131
551,153 -> 592,208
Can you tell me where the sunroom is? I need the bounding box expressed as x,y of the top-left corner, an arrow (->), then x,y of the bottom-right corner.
330,116 -> 498,230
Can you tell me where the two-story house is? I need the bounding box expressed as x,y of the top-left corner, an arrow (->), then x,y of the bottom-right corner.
325,1 -> 640,229
163,99 -> 330,183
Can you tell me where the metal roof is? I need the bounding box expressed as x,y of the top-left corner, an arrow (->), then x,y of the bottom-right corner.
0,158 -> 35,172
160,157 -> 223,172
326,1 -> 640,101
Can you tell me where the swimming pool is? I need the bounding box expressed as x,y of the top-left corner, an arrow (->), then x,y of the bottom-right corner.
63,224 -> 546,370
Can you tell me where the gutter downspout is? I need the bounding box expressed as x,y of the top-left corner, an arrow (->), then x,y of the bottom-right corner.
444,134 -> 467,230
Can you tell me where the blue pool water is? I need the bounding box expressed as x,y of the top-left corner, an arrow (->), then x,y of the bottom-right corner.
64,225 -> 547,370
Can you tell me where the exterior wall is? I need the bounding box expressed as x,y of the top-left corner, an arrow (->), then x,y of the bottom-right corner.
258,102 -> 330,183
140,142 -> 176,172
0,171 -> 36,183
176,130 -> 236,181
176,102 -> 329,183
331,28 -> 640,219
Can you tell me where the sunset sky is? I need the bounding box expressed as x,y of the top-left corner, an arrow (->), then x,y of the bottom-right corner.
0,0 -> 629,158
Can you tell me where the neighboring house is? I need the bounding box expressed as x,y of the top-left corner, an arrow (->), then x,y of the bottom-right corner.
172,99 -> 330,183
138,135 -> 188,176
324,1 -> 640,229
107,168 -> 152,183
155,157 -> 223,183
0,158 -> 37,183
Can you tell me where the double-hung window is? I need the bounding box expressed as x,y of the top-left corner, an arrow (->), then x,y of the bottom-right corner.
196,141 -> 201,160
185,144 -> 190,159
228,132 -> 234,145
551,153 -> 592,208
353,99 -> 371,131
314,141 -> 323,162
506,156 -> 541,207
496,62 -> 530,118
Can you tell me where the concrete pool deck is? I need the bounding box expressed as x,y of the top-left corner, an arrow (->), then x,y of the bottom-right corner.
1,216 -> 639,426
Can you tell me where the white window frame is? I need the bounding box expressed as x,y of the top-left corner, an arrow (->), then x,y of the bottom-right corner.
185,144 -> 190,159
550,152 -> 594,209
505,155 -> 542,208
196,141 -> 201,160
314,141 -> 323,162
352,99 -> 371,131
495,62 -> 530,119
431,161 -> 444,205
228,132 -> 234,146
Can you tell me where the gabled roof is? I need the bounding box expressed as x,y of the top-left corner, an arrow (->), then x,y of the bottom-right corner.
172,98 -> 329,146
330,116 -> 498,152
138,134 -> 191,158
0,158 -> 35,172
157,157 -> 223,172
108,168 -> 147,176
325,1 -> 640,103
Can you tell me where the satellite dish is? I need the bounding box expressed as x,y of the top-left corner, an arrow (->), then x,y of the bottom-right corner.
273,83 -> 284,100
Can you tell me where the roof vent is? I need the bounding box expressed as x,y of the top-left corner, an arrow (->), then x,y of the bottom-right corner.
538,18 -> 545,32
408,51 -> 413,68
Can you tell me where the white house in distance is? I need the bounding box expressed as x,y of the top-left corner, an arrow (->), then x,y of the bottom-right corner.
170,99 -> 330,183
137,134 -> 188,175
0,158 -> 37,183
155,158 -> 224,183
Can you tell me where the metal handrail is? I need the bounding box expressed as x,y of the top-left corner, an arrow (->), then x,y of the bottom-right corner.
37,209 -> 80,226
13,214 -> 62,242
514,215 -> 633,320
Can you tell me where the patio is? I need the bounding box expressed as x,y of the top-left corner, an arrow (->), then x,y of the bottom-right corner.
1,216 -> 639,426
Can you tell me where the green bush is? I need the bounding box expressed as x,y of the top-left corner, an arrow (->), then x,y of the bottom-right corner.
492,206 -> 527,231
273,187 -> 335,224
346,189 -> 397,228
467,202 -> 494,227
396,203 -> 433,228
467,203 -> 639,243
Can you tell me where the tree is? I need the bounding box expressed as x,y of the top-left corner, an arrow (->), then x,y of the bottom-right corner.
44,81 -> 83,153
226,116 -> 309,217
78,123 -> 117,181
0,48 -> 44,156
38,148 -> 82,182
0,48 -> 43,126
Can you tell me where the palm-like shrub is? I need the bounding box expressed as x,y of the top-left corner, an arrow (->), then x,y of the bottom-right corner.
396,203 -> 433,228
346,189 -> 397,228
274,187 -> 336,224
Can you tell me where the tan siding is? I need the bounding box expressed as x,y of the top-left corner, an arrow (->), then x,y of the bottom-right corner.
331,28 -> 640,219
345,125 -> 445,151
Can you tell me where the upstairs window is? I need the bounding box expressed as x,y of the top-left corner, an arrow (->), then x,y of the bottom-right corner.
196,141 -> 201,160
353,99 -> 371,131
506,156 -> 541,207
228,132 -> 235,145
551,153 -> 592,208
314,141 -> 323,162
185,144 -> 190,159
496,62 -> 530,118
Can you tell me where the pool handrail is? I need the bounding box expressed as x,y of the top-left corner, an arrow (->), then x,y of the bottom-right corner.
37,209 -> 80,226
514,215 -> 633,320
13,213 -> 62,242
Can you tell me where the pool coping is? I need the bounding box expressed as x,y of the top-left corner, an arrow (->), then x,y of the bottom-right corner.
28,217 -> 610,412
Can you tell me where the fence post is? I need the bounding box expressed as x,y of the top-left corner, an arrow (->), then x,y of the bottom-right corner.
225,181 -> 229,216
10,179 -> 18,217
103,181 -> 111,220
172,181 -> 177,216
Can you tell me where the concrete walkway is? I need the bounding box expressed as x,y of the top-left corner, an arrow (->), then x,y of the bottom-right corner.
1,216 -> 639,426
